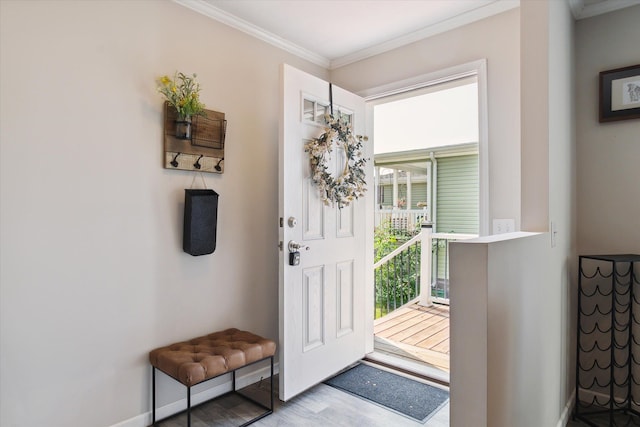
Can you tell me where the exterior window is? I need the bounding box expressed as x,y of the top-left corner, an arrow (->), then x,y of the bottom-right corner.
303,98 -> 331,124
304,97 -> 353,125
303,99 -> 314,122
317,104 -> 330,123
340,112 -> 352,124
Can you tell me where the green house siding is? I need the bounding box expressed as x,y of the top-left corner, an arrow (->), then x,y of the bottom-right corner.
436,154 -> 479,234
410,184 -> 428,209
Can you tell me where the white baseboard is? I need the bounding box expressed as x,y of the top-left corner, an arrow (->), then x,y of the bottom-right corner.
109,362 -> 279,427
575,386 -> 627,407
556,389 -> 576,427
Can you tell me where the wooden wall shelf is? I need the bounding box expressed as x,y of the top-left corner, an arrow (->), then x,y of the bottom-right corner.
163,102 -> 226,174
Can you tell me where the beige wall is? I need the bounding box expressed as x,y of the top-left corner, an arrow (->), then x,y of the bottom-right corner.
520,0 -> 550,232
576,5 -> 640,255
332,8 -> 521,231
0,1 -> 326,426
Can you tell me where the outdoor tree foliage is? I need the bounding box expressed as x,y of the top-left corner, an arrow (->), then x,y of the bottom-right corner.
374,220 -> 421,318
374,220 -> 450,319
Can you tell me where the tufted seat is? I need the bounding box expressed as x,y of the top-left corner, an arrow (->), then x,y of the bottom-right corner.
149,328 -> 276,387
149,328 -> 276,426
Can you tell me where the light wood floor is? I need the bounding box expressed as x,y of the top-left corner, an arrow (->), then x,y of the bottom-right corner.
154,371 -> 450,427
374,302 -> 450,373
150,371 -> 617,427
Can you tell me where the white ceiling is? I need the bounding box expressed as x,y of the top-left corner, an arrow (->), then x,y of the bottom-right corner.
176,0 -> 639,69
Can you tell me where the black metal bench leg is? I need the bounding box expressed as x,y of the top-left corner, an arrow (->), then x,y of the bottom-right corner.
152,367 -> 156,426
187,386 -> 191,427
270,356 -> 274,411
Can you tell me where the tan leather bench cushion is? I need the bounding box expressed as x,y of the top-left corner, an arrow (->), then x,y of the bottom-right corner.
149,328 -> 276,387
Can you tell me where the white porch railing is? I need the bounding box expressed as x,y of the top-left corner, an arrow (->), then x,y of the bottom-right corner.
373,224 -> 477,318
430,232 -> 478,305
374,209 -> 429,235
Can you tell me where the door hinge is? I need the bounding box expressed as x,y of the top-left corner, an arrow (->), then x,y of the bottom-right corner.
279,217 -> 284,227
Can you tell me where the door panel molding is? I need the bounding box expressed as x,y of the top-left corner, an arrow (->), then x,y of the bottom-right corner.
302,265 -> 325,352
336,260 -> 355,338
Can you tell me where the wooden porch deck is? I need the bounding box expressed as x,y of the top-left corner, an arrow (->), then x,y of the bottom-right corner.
373,301 -> 450,372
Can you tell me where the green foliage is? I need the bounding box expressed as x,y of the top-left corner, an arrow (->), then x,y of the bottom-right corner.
374,220 -> 398,262
373,222 -> 455,318
157,72 -> 206,119
374,220 -> 421,319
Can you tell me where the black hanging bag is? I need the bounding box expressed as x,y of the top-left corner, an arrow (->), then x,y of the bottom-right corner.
183,189 -> 218,256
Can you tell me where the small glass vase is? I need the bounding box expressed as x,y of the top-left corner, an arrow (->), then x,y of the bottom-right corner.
175,116 -> 192,140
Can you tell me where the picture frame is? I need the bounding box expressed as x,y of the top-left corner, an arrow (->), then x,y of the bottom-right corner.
599,64 -> 640,123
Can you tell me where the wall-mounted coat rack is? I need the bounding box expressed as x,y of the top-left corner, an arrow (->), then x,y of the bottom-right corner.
163,102 -> 226,174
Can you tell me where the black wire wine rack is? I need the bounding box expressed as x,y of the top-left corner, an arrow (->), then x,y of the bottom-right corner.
574,254 -> 640,426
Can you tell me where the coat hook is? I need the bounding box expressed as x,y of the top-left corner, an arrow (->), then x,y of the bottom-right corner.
215,157 -> 224,172
193,154 -> 203,170
170,152 -> 181,168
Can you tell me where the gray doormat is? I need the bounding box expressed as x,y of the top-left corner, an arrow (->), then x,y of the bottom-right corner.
324,363 -> 449,423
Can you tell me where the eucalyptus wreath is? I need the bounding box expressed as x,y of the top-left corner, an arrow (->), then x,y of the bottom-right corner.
304,114 -> 367,208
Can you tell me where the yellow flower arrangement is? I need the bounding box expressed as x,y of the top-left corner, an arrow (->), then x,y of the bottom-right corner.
156,72 -> 206,120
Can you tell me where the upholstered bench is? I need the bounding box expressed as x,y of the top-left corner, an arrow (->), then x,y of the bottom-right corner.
149,328 -> 276,426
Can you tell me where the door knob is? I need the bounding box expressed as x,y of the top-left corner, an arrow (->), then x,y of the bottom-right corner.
288,240 -> 310,252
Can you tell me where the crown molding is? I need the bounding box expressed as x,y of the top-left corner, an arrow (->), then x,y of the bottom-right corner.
173,0 -> 331,68
175,0 -> 521,71
174,0 -> 639,70
330,0 -> 520,69
568,0 -> 640,20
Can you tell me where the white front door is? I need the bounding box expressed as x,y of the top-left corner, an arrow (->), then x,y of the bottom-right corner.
278,64 -> 371,401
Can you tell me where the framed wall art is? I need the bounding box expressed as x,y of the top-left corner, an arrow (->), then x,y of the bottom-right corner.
599,64 -> 640,123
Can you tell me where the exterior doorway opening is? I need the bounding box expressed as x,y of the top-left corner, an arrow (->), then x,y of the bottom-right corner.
365,70 -> 483,384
